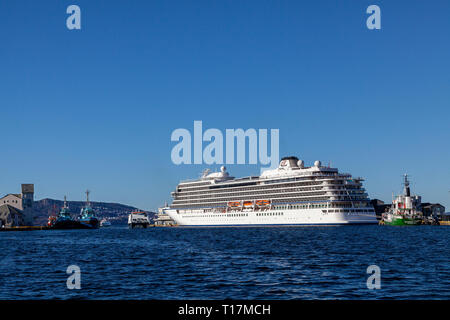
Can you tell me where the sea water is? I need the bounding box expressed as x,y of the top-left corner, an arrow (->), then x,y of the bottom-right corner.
0,226 -> 449,299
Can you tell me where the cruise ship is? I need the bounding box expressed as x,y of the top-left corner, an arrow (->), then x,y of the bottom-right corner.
163,157 -> 378,226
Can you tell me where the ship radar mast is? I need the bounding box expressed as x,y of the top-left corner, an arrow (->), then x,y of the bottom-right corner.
86,189 -> 91,207
64,195 -> 68,209
201,169 -> 211,178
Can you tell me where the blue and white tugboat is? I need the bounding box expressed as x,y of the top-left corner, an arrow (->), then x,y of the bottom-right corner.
78,190 -> 100,229
48,196 -> 81,229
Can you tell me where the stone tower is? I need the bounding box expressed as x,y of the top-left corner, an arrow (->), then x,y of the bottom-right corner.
21,184 -> 34,226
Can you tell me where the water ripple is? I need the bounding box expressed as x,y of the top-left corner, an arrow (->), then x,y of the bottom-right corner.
1,226 -> 449,299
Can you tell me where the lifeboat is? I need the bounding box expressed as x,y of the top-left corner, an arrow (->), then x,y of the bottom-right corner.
243,201 -> 253,207
228,201 -> 241,208
256,200 -> 270,207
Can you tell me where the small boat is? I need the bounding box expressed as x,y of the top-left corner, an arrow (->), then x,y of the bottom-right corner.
382,175 -> 423,226
77,190 -> 100,229
128,211 -> 150,228
100,219 -> 111,227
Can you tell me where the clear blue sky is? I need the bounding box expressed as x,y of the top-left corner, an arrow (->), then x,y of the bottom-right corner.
1,0 -> 449,211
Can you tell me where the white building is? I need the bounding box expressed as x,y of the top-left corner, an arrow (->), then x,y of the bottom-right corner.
0,184 -> 34,226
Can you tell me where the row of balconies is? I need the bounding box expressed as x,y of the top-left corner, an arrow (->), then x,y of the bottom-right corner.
173,185 -> 367,202
172,190 -> 369,207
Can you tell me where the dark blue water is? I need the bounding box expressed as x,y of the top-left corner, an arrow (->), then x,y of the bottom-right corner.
1,226 -> 449,299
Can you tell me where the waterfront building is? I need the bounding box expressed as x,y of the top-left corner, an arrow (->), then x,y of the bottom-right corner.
0,204 -> 24,227
421,203 -> 445,217
0,184 -> 34,226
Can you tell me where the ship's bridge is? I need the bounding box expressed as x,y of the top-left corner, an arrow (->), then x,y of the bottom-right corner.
260,156 -> 338,178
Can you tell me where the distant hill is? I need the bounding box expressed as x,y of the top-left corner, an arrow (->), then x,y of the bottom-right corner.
33,198 -> 156,226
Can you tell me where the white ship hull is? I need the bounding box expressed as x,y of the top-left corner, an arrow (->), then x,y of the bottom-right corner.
166,208 -> 378,226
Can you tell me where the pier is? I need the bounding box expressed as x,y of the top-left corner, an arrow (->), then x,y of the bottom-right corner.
0,226 -> 49,232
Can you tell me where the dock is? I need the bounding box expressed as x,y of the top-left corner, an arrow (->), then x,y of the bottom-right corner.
0,226 -> 50,232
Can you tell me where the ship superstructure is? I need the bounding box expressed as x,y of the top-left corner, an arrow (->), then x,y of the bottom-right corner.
382,174 -> 423,225
163,156 -> 378,226
78,190 -> 100,229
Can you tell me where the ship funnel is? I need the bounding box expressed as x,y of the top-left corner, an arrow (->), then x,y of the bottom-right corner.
403,174 -> 411,197
279,156 -> 299,169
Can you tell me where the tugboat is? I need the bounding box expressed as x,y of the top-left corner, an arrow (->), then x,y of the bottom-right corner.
78,190 -> 100,229
128,211 -> 151,228
382,174 -> 423,226
48,196 -> 82,229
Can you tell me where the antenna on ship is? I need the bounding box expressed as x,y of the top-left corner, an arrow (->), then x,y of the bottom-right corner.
202,169 -> 210,178
64,195 -> 68,209
86,189 -> 91,206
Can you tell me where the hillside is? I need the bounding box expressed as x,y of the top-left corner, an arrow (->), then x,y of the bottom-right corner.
33,198 -> 156,226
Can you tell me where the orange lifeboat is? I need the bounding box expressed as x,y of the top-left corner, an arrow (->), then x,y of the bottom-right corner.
256,200 -> 270,206
228,201 -> 241,208
243,201 -> 253,207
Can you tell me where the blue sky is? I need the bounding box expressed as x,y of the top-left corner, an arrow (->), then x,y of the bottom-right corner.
0,0 -> 449,211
